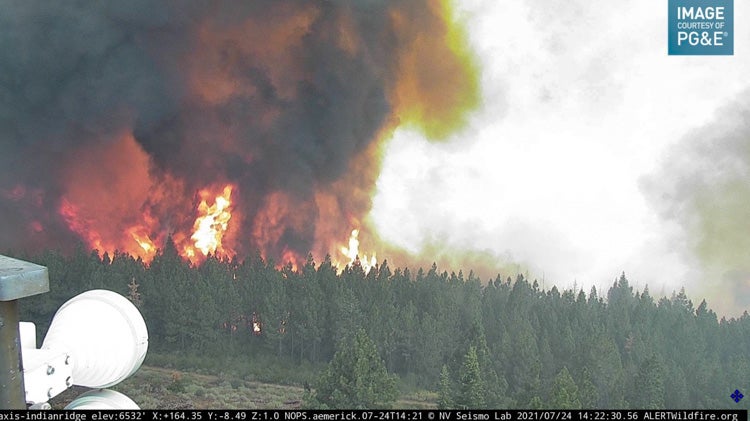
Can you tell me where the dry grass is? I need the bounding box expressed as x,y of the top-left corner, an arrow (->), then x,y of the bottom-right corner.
50,365 -> 437,409
49,365 -> 304,409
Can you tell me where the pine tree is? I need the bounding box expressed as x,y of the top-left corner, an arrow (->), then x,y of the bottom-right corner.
312,329 -> 397,409
509,319 -> 541,404
590,336 -> 625,407
633,355 -> 665,409
577,367 -> 598,409
438,365 -> 454,409
550,366 -> 581,409
455,346 -> 485,409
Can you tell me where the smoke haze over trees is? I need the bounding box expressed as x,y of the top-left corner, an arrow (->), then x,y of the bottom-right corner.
17,247 -> 750,409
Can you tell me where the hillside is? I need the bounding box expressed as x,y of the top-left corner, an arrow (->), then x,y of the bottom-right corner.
20,248 -> 750,409
51,365 -> 437,409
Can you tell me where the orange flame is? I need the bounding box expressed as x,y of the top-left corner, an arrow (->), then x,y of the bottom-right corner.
184,185 -> 235,259
127,226 -> 156,260
57,132 -> 167,260
41,2 -> 480,269
280,248 -> 302,271
339,229 -> 377,273
59,198 -> 106,252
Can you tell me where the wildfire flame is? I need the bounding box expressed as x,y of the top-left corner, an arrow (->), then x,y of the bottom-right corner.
252,312 -> 262,336
280,249 -> 301,272
3,2 -> 480,270
184,185 -> 234,259
128,227 -> 156,258
340,229 -> 377,273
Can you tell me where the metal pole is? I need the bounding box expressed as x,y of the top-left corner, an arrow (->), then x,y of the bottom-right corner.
0,254 -> 50,409
0,299 -> 25,409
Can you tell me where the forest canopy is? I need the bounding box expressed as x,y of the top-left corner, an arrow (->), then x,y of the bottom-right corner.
14,242 -> 749,409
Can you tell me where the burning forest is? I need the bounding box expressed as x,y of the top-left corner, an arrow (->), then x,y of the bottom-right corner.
0,1 -> 479,269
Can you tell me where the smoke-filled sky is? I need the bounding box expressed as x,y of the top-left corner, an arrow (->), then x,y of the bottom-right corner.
370,0 -> 750,315
0,1 -> 477,267
1,0 -> 749,315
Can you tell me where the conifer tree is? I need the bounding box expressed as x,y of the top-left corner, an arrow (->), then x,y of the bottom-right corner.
312,329 -> 397,409
438,365 -> 454,409
550,366 -> 581,409
634,355 -> 665,409
455,346 -> 485,409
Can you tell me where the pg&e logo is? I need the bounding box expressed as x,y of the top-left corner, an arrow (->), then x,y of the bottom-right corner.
668,0 -> 734,55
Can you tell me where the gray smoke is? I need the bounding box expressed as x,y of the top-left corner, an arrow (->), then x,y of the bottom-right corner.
641,90 -> 750,313
0,1 -> 452,259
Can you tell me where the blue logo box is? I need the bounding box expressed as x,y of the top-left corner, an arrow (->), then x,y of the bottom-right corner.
668,0 -> 733,55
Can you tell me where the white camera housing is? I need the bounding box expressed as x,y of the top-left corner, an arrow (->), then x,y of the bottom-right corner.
21,289 -> 148,407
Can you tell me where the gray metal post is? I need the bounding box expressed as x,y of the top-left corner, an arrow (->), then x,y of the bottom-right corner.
0,300 -> 25,408
0,255 -> 49,409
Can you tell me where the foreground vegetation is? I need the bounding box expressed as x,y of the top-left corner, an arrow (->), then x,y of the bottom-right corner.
16,242 -> 750,408
50,363 -> 437,409
51,365 -> 306,409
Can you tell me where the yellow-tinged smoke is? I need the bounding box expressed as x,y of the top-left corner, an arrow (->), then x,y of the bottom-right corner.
692,180 -> 750,270
390,0 -> 481,140
642,93 -> 750,315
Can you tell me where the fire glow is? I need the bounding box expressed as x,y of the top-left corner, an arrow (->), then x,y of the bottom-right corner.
185,185 -> 234,259
0,1 -> 479,271
340,229 -> 377,273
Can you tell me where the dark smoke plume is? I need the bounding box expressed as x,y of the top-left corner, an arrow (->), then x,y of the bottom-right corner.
0,1 -> 478,263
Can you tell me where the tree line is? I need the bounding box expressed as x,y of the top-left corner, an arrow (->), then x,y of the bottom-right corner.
13,239 -> 750,408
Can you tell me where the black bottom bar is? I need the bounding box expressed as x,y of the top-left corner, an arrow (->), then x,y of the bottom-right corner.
0,410 -> 745,421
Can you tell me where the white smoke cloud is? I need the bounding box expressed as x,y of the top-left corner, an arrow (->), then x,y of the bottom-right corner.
371,0 -> 750,315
